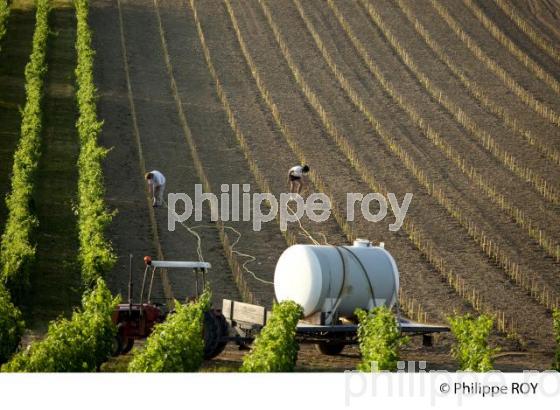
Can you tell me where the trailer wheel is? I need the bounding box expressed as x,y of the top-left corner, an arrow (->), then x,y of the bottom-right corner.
315,342 -> 345,356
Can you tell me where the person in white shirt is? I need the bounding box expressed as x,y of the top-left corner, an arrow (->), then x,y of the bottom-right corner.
287,164 -> 310,194
145,170 -> 166,208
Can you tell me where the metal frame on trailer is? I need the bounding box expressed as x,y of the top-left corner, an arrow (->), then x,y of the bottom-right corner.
221,299 -> 450,349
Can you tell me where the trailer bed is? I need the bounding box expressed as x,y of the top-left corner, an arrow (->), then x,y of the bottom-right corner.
296,320 -> 449,335
222,299 -> 449,348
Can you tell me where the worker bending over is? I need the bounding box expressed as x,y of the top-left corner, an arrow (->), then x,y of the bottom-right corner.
145,170 -> 166,208
288,164 -> 310,194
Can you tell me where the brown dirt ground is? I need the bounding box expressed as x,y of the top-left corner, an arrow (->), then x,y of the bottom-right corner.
512,0 -> 560,44
102,339 -> 555,372
226,0 -> 551,349
89,0 -> 560,370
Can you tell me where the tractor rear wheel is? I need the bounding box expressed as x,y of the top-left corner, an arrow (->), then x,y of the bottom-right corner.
213,312 -> 229,355
121,338 -> 135,354
112,333 -> 124,356
203,310 -> 229,359
111,338 -> 122,356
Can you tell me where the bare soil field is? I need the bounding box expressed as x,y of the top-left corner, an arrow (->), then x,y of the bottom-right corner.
511,0 -> 560,53
253,0 -> 553,350
1,0 -> 558,371
87,0 -> 559,369
89,0 -> 560,368
103,339 -> 555,372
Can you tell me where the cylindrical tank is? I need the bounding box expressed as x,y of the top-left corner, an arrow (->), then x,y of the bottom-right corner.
274,240 -> 399,318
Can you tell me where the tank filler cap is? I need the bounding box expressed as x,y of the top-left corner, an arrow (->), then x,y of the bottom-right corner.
353,238 -> 372,247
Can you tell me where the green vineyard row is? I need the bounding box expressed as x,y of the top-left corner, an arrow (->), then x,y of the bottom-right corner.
75,0 -> 116,286
0,0 -> 50,296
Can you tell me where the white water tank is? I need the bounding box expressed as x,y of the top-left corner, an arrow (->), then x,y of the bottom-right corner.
274,240 -> 399,319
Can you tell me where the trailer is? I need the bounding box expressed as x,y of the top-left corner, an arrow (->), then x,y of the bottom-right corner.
113,248 -> 450,359
220,298 -> 449,356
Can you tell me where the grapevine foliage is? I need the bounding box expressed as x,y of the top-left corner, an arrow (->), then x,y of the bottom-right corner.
0,0 -> 50,296
0,0 -> 9,49
448,313 -> 498,372
552,308 -> 560,371
75,0 -> 116,286
241,300 -> 303,372
0,285 -> 24,364
2,278 -> 118,372
128,290 -> 211,372
355,306 -> 408,372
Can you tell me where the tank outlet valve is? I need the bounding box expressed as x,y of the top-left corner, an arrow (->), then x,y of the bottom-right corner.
353,238 -> 372,247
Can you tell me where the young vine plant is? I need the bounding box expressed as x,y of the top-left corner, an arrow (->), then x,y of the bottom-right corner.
356,306 -> 409,372
128,289 -> 211,372
553,308 -> 560,371
0,285 -> 24,364
1,278 -> 118,372
448,313 -> 498,372
241,300 -> 303,372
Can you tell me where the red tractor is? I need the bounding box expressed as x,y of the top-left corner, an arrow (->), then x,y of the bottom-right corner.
111,255 -> 228,358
